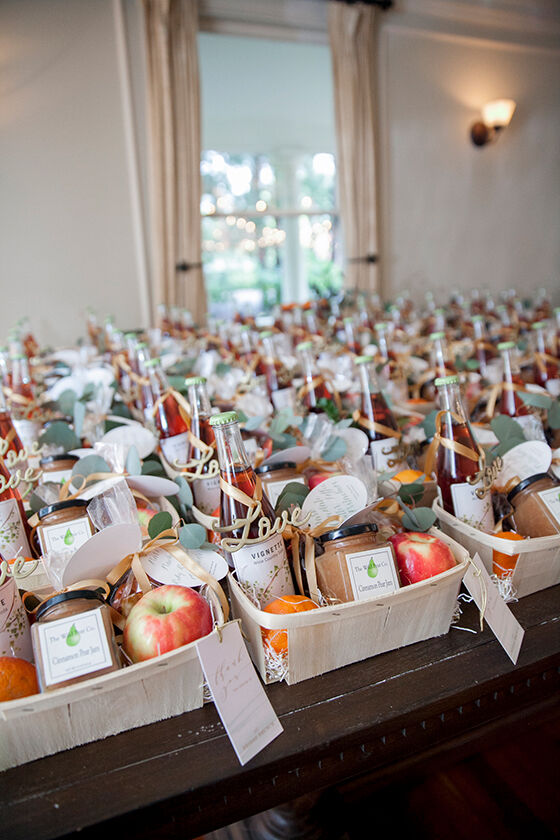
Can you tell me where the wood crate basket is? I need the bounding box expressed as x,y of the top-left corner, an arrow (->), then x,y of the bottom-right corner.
433,501 -> 560,599
0,626 -> 225,772
229,528 -> 469,686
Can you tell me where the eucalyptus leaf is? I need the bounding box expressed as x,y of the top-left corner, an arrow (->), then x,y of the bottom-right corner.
174,475 -> 193,507
397,481 -> 425,505
215,362 -> 231,376
317,397 -> 340,422
105,419 -> 127,433
401,505 -> 436,532
167,376 -> 188,394
466,358 -> 480,371
39,421 -> 81,452
29,491 -> 48,514
519,391 -> 553,410
179,523 -> 207,550
110,401 -> 133,419
141,459 -> 166,477
490,414 -> 527,443
56,389 -> 77,416
321,436 -> 347,462
243,415 -> 265,431
73,400 -> 86,439
421,410 -> 438,441
548,400 -> 560,430
125,445 -> 142,476
81,382 -> 97,403
274,482 -> 310,516
270,432 -> 298,450
148,511 -> 173,539
335,418 -> 353,429
235,409 -> 248,424
167,358 -> 195,377
269,408 -> 293,436
70,454 -> 111,489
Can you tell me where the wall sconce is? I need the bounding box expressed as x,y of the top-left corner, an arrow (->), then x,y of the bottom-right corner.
470,99 -> 516,147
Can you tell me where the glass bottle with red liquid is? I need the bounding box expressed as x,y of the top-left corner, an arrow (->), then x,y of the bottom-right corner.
497,341 -> 530,419
0,454 -> 33,560
434,375 -> 494,531
471,315 -> 495,377
209,411 -> 294,605
184,376 -> 220,516
258,332 -> 295,411
296,341 -> 335,412
0,387 -> 27,475
531,321 -> 559,388
9,354 -> 36,421
355,355 -> 403,472
343,317 -> 361,355
144,358 -> 190,468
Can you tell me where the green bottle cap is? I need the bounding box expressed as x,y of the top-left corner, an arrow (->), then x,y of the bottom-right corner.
144,358 -> 159,368
355,355 -> 374,365
471,315 -> 484,323
531,321 -> 546,330
434,375 -> 459,387
497,341 -> 515,351
376,322 -> 388,331
343,316 -> 354,324
184,376 -> 206,387
259,330 -> 275,339
209,411 -> 239,427
430,331 -> 446,340
296,340 -> 313,352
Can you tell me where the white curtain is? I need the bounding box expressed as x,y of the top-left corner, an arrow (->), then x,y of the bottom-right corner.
143,0 -> 206,322
328,1 -> 379,294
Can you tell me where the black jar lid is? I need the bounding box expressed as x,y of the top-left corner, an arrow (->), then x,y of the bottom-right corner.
255,461 -> 297,476
507,472 -> 553,503
38,498 -> 89,520
36,589 -> 105,621
40,454 -> 79,467
318,521 -> 379,545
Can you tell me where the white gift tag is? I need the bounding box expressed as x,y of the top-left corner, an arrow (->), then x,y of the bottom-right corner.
301,475 -> 367,530
196,621 -> 283,765
463,552 -> 525,664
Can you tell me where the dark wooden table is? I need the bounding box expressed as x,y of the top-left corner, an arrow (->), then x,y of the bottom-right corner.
2,586 -> 559,840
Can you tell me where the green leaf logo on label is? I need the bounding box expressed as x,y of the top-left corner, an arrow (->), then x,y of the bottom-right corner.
63,528 -> 74,546
66,623 -> 80,647
367,557 -> 378,579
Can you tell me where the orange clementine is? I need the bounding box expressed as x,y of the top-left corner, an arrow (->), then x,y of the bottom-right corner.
261,595 -> 319,656
0,656 -> 39,701
492,531 -> 525,578
393,468 -> 425,484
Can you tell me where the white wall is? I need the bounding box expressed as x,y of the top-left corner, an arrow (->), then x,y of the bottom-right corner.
377,15 -> 560,303
0,0 -> 147,346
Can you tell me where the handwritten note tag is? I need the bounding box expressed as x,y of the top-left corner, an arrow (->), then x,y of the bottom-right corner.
301,475 -> 368,529
463,553 -> 525,664
196,622 -> 283,765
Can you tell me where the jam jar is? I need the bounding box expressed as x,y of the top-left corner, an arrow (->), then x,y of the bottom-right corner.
36,499 -> 94,556
255,461 -> 306,507
507,473 -> 560,538
31,590 -> 121,691
39,454 -> 79,486
315,522 -> 400,604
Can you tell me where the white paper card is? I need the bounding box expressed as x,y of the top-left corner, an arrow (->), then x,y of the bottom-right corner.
196,621 -> 283,765
463,552 -> 525,664
301,475 -> 367,529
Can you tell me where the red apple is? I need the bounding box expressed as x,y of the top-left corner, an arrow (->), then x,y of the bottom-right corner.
123,584 -> 213,663
388,532 -> 456,585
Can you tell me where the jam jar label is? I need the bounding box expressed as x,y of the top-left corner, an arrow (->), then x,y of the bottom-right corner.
232,533 -> 294,605
537,486 -> 560,526
264,477 -> 306,507
39,516 -> 92,555
0,498 -> 32,559
193,474 -> 221,515
450,481 -> 494,531
344,546 -> 400,601
160,432 -> 189,468
36,608 -> 112,687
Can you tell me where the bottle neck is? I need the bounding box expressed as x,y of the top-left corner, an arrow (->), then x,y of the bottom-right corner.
298,347 -> 316,381
501,348 -> 520,382
213,421 -> 251,476
473,319 -> 484,341
431,338 -> 449,374
533,328 -> 546,354
262,336 -> 276,362
376,329 -> 389,361
358,361 -> 381,396
436,383 -> 469,424
188,383 -> 212,418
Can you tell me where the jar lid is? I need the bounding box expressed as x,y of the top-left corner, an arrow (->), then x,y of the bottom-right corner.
40,454 -> 79,467
209,411 -> 238,427
318,522 -> 379,545
507,472 -> 553,503
256,461 -> 297,476
36,589 -> 105,621
38,498 -> 89,520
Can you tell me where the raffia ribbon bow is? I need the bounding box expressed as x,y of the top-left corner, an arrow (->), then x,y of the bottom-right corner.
424,410 -> 482,478
352,409 -> 401,441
